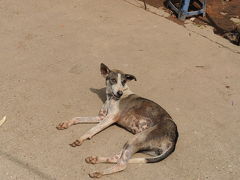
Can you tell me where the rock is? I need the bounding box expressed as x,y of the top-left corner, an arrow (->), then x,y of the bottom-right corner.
230,17 -> 240,24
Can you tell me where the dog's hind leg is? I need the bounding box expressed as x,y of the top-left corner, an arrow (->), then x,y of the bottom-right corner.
88,131 -> 147,178
85,151 -> 122,164
88,121 -> 178,178
88,146 -> 133,178
127,120 -> 178,164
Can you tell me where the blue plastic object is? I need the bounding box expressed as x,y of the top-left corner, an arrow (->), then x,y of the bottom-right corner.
167,0 -> 206,20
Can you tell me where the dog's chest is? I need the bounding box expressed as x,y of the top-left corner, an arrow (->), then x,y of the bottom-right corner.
105,99 -> 120,115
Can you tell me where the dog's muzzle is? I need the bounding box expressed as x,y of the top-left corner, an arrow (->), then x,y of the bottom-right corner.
117,91 -> 123,97
112,91 -> 123,99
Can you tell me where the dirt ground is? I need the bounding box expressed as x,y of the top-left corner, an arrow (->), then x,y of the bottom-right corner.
142,0 -> 240,39
201,0 -> 240,32
0,0 -> 240,180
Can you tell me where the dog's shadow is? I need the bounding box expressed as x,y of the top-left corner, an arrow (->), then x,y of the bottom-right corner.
90,88 -> 106,103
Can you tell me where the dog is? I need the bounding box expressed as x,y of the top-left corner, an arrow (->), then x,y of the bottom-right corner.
56,63 -> 179,178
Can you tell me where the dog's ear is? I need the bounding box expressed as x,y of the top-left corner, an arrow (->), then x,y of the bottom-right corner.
125,74 -> 137,81
100,63 -> 111,77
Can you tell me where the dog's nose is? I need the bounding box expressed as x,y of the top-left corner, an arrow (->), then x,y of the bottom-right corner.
117,91 -> 123,97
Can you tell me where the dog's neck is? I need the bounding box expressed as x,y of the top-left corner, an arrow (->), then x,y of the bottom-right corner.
122,85 -> 134,99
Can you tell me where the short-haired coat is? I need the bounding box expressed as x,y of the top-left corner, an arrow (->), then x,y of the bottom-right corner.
57,63 -> 178,178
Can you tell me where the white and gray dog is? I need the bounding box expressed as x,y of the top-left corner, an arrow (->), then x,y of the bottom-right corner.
57,63 -> 179,178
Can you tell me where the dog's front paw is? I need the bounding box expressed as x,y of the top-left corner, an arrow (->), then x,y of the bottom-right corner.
56,122 -> 71,130
69,139 -> 83,147
89,171 -> 103,178
85,156 -> 98,164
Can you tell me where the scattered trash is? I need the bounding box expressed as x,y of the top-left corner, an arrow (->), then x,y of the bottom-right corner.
0,116 -> 7,127
220,12 -> 228,16
223,27 -> 240,46
190,17 -> 196,22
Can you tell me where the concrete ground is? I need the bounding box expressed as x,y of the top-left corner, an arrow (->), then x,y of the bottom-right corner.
0,0 -> 239,180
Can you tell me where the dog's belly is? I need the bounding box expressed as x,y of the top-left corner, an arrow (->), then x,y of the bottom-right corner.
117,114 -> 153,134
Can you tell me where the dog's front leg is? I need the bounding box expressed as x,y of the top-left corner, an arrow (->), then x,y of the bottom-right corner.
70,115 -> 116,147
56,103 -> 108,130
56,116 -> 102,130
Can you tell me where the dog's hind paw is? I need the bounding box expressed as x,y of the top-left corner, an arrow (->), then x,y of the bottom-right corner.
89,172 -> 103,178
85,156 -> 98,164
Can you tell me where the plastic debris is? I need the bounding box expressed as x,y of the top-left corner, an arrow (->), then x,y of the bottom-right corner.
0,116 -> 6,127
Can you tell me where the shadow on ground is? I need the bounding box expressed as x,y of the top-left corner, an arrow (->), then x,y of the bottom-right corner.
90,88 -> 106,103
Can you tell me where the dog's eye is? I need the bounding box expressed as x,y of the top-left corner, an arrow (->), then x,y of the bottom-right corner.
110,79 -> 117,84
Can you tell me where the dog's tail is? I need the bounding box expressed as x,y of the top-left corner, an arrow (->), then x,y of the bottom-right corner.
128,143 -> 176,164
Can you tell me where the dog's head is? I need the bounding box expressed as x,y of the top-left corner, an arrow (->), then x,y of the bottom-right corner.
100,63 -> 136,100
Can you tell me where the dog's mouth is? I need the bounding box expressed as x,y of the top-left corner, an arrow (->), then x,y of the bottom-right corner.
112,93 -> 121,100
